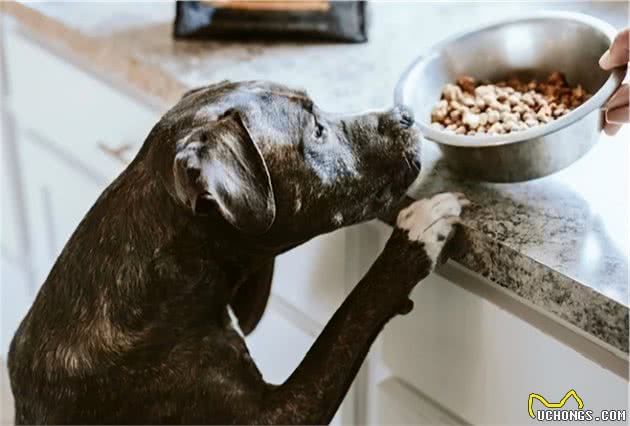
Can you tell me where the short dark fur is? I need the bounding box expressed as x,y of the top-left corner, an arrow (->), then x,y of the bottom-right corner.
8,81 -> 439,424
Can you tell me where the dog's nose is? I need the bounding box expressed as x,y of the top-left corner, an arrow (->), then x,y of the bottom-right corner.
395,106 -> 415,128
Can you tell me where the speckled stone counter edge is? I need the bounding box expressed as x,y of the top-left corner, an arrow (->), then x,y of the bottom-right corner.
452,226 -> 629,353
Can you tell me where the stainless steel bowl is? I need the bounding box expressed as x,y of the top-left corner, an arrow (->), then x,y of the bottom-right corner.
395,11 -> 624,182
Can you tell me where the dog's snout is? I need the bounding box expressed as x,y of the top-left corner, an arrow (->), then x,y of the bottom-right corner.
391,105 -> 414,129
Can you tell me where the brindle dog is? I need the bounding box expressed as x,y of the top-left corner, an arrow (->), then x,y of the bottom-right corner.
8,81 -> 468,424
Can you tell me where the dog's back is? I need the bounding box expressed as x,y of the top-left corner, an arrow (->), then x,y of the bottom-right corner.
6,168 -> 184,424
7,157 -> 270,424
6,171 -> 143,424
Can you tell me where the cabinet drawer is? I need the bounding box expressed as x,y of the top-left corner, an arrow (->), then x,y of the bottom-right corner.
4,23 -> 160,183
271,229 -> 348,326
380,273 -> 628,425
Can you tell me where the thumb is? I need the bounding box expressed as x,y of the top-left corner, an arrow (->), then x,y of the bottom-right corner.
599,28 -> 629,70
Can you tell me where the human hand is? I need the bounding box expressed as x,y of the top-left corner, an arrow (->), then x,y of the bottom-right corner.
599,28 -> 629,135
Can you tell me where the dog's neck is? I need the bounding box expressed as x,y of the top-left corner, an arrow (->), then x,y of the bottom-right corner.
31,163 -> 269,355
123,163 -> 272,295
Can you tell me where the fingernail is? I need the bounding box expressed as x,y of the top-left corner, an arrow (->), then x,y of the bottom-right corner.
599,50 -> 612,69
605,106 -> 629,124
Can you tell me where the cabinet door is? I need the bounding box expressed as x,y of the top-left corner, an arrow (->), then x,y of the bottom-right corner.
18,128 -> 104,287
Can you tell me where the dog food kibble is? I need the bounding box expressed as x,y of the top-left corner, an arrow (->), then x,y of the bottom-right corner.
430,72 -> 591,136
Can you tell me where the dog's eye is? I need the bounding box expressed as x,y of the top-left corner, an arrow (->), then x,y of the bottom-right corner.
314,121 -> 326,140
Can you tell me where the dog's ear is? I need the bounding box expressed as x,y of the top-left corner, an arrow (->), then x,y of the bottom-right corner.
173,110 -> 276,234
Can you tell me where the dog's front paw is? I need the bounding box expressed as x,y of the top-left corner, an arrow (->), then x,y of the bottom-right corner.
396,192 -> 470,266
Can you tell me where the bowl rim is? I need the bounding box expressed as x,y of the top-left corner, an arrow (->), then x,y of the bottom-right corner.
394,10 -> 625,148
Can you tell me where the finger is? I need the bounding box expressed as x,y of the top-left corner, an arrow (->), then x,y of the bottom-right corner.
604,122 -> 622,136
605,106 -> 629,124
605,84 -> 629,110
599,28 -> 630,70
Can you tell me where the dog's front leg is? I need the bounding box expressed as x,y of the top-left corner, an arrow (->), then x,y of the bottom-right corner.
245,193 -> 469,425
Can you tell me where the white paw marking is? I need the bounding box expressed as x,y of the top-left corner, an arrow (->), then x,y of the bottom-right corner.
396,192 -> 470,265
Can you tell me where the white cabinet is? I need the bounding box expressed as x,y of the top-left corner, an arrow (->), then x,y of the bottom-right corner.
2,22 -> 160,289
357,221 -> 628,425
246,305 -> 347,426
3,22 -> 158,183
246,307 -> 314,386
378,271 -> 628,425
272,229 -> 348,326
375,378 -> 464,425
17,128 -> 104,285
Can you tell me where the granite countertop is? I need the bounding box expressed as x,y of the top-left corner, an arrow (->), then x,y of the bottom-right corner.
3,1 -> 628,354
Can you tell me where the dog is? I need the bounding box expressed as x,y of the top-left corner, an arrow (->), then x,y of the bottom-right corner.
8,80 -> 468,424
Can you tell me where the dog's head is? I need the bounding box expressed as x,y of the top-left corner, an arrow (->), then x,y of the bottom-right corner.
152,81 -> 420,247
